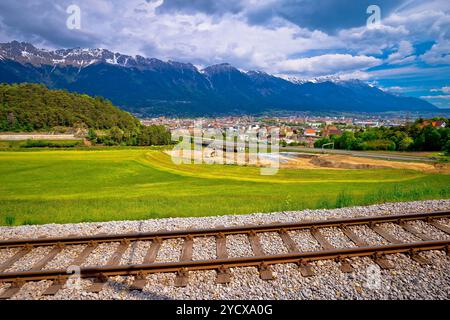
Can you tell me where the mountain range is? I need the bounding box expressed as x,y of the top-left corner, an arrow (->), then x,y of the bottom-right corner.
0,41 -> 438,116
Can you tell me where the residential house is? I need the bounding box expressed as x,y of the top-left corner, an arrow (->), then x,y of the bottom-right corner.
432,120 -> 447,128
304,128 -> 318,137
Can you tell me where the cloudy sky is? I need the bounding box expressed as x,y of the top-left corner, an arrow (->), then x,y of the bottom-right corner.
0,0 -> 449,107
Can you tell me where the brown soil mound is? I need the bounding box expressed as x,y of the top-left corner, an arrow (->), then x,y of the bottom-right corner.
166,149 -> 449,173
309,156 -> 387,169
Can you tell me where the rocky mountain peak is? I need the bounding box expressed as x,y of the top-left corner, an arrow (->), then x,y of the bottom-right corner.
202,63 -> 240,75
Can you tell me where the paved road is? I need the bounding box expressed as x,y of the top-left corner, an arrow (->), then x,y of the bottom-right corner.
280,146 -> 437,162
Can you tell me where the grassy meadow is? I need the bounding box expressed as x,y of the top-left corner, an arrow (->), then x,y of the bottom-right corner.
0,148 -> 449,226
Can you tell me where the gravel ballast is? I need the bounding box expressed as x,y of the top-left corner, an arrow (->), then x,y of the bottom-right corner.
0,199 -> 449,300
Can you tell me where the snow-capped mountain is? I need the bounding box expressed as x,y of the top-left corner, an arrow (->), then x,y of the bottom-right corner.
0,41 -> 438,116
280,74 -> 356,85
0,41 -> 196,70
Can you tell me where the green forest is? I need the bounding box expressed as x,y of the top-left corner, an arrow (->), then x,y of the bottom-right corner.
0,83 -> 171,146
315,118 -> 450,154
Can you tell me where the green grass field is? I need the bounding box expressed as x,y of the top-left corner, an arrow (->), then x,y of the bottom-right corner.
0,148 -> 449,226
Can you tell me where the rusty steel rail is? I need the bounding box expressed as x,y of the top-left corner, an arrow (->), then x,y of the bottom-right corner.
0,210 -> 449,298
0,210 -> 448,249
0,239 -> 449,283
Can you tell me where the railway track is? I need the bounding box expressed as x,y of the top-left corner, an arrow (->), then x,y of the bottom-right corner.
0,211 -> 449,299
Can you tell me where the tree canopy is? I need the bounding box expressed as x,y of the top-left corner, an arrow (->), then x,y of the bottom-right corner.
0,83 -> 140,132
315,118 -> 450,153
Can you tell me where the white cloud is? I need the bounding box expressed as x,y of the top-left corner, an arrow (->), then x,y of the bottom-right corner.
420,95 -> 450,99
0,0 -> 449,81
274,54 -> 381,76
385,9 -> 450,42
367,65 -> 449,79
386,40 -> 415,64
337,70 -> 372,80
59,3 -> 340,73
420,40 -> 450,65
431,86 -> 450,93
379,86 -> 417,93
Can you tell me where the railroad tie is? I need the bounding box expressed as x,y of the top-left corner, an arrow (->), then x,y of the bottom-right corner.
399,221 -> 433,241
108,240 -> 130,265
297,260 -> 315,277
41,277 -> 67,296
0,245 -> 63,299
278,230 -> 320,275
340,226 -> 371,272
248,231 -> 264,256
310,227 -> 353,273
426,220 -> 450,257
369,224 -> 404,269
278,229 -> 299,253
310,227 -> 334,250
87,240 -> 130,293
0,280 -> 25,300
216,234 -> 228,259
337,258 -> 354,273
0,247 -> 32,273
130,238 -> 162,291
409,250 -> 431,265
428,220 -> 450,235
30,244 -> 64,272
42,242 -> 99,296
248,231 -> 274,280
341,224 -> 395,269
143,238 -> 163,264
370,224 -> 403,244
216,265 -> 231,284
130,271 -> 148,291
372,253 -> 395,270
340,226 -> 369,247
174,236 -> 194,287
395,223 -> 433,265
215,234 -> 231,284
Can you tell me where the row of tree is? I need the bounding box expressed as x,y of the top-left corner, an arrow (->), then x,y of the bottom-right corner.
0,83 -> 171,146
87,125 -> 171,146
314,118 -> 450,154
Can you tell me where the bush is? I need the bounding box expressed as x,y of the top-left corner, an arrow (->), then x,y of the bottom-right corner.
335,132 -> 357,150
314,137 -> 331,148
361,139 -> 396,151
87,129 -> 98,143
335,191 -> 352,208
5,215 -> 15,226
445,139 -> 450,155
137,125 -> 171,146
23,140 -> 51,148
398,137 -> 414,151
316,198 -> 331,209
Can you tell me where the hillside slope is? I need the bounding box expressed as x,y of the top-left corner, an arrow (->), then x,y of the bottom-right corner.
0,83 -> 140,132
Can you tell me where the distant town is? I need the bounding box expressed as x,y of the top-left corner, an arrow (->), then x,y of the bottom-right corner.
140,115 -> 447,148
